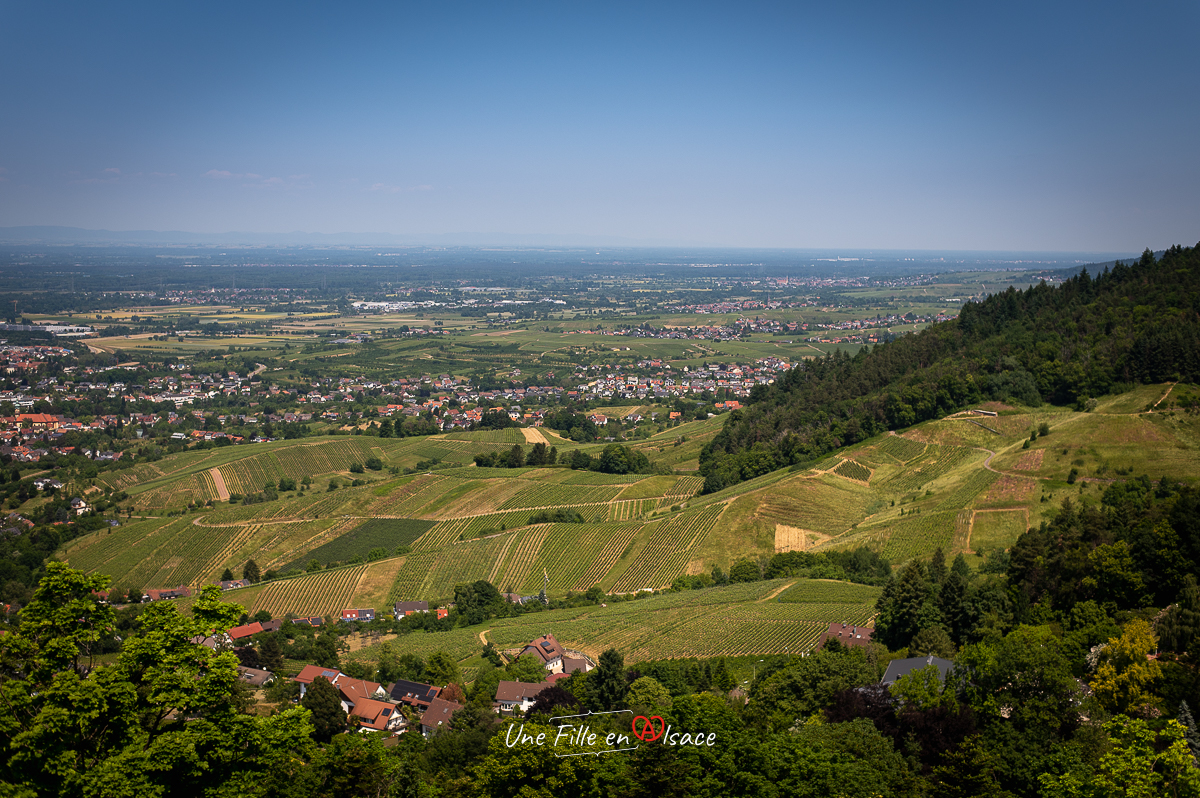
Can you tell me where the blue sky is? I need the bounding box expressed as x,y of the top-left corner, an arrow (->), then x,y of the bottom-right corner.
1,1 -> 1196,251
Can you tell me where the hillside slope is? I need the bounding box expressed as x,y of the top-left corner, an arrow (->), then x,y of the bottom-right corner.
700,245 -> 1200,492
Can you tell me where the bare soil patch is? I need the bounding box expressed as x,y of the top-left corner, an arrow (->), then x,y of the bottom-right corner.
209,467 -> 230,501
343,632 -> 398,653
775,524 -> 826,552
981,474 -> 1036,504
1013,450 -> 1044,471
519,428 -> 548,445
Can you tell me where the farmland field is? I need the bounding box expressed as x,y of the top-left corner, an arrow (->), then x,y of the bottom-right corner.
969,509 -> 1031,554
70,393 -> 1194,600
337,577 -> 877,667
832,459 -> 872,483
776,579 -> 883,604
244,565 -> 369,617
283,517 -> 436,570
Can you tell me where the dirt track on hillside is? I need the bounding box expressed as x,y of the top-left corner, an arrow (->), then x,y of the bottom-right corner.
209,468 -> 230,501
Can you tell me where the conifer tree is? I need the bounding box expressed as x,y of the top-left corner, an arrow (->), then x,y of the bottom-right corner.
929,547 -> 947,585
1178,700 -> 1200,764
302,676 -> 346,743
593,648 -> 627,710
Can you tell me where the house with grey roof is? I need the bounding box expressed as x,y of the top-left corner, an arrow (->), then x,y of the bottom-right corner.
881,654 -> 955,687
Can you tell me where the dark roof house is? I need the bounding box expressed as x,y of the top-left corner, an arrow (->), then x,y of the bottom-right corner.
493,680 -> 552,714
393,601 -> 429,619
388,679 -> 441,709
421,697 -> 464,736
238,666 -> 276,687
881,655 -> 955,686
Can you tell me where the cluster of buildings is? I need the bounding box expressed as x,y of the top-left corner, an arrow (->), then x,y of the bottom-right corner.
289,632 -> 593,736
568,358 -> 790,401
0,343 -> 75,374
663,299 -> 803,314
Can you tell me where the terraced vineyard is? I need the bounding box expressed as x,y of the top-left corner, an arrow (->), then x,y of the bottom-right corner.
661,475 -> 704,502
832,459 -> 872,482
131,471 -> 219,511
283,517 -> 436,570
934,468 -> 999,511
215,438 -> 404,496
611,507 -> 723,592
883,445 -> 978,491
420,535 -> 515,598
607,499 -> 656,521
493,526 -> 552,591
511,522 -> 644,595
246,564 -> 369,617
776,579 -> 883,604
442,428 -> 528,444
65,406 -> 1049,608
386,551 -> 438,603
557,471 -> 647,486
823,509 -> 959,563
569,523 -> 642,591
875,435 -> 926,463
345,578 -> 877,667
418,504 -> 610,549
497,483 -> 625,510
753,476 -> 875,535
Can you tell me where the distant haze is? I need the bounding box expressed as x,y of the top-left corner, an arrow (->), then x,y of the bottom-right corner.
1,2 -> 1197,252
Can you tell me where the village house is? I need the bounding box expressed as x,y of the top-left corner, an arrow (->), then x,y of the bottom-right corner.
294,665 -> 388,704
348,698 -> 404,733
519,633 -> 565,673
819,622 -> 873,651
143,586 -> 192,602
226,621 -> 282,643
420,697 -> 464,737
387,679 -> 441,711
339,608 -> 376,622
237,666 -> 275,687
492,680 -> 552,715
881,654 -> 955,687
393,600 -> 427,619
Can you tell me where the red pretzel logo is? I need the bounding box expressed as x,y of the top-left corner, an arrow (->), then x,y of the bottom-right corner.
631,715 -> 665,742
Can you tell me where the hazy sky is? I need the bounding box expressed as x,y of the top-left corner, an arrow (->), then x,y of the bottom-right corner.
1,1 -> 1196,251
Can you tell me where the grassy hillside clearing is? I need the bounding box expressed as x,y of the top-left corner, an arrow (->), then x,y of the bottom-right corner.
61,384 -> 1200,595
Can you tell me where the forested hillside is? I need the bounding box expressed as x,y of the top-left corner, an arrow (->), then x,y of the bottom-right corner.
700,245 -> 1200,492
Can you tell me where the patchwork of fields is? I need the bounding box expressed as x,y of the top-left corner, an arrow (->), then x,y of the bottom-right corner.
333,577 -> 879,666
62,389 -> 1200,614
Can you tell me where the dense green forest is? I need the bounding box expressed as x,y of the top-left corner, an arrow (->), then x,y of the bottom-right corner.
700,245 -> 1200,492
6,556 -> 1200,797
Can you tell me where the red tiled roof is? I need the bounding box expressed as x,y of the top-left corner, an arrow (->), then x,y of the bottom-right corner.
227,621 -> 264,640
522,634 -> 564,664
348,697 -> 398,731
337,677 -> 382,703
295,664 -> 342,685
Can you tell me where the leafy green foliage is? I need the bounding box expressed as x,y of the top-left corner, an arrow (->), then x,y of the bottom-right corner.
701,246 -> 1200,493
1009,479 -> 1200,613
